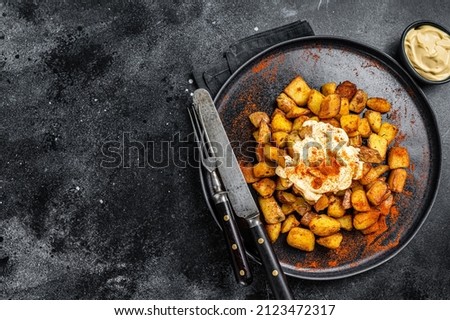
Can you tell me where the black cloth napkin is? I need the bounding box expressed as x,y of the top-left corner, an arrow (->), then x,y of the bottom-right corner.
192,20 -> 314,97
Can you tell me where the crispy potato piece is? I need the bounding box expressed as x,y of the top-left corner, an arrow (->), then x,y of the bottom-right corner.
255,144 -> 265,162
300,211 -> 318,227
337,215 -> 353,231
368,133 -> 388,160
309,214 -> 341,236
271,113 -> 293,133
321,82 -> 337,96
349,89 -> 368,113
358,146 -> 383,163
338,97 -> 350,118
364,110 -> 382,133
281,214 -> 301,233
360,165 -> 390,185
388,147 -> 410,169
378,122 -> 398,144
362,162 -> 372,177
351,189 -> 371,211
257,121 -> 271,144
352,180 -> 364,192
358,118 -> 372,138
340,114 -> 360,133
321,118 -> 340,128
284,76 -> 312,107
366,180 -> 388,206
276,191 -> 297,204
307,89 -> 324,115
316,232 -> 343,249
287,227 -> 315,252
258,196 -> 286,224
249,112 -> 270,128
240,165 -> 260,183
271,131 -> 288,148
291,115 -> 310,132
263,145 -> 281,163
281,203 -> 296,215
252,178 -> 276,198
266,223 -> 281,243
335,80 -> 357,100
292,197 -> 311,215
360,220 -> 380,234
253,162 -> 276,178
319,93 -> 341,119
353,210 -> 380,230
314,195 -> 329,212
342,189 -> 352,209
367,97 -> 391,113
349,133 -> 362,147
275,177 -> 293,190
365,177 -> 386,191
287,106 -> 310,118
388,168 -> 407,193
327,197 -> 346,218
378,193 -> 394,215
276,92 -> 297,113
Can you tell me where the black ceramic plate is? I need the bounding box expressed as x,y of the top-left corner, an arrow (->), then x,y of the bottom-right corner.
200,36 -> 441,280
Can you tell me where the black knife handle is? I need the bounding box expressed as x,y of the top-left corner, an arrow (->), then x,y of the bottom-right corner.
215,201 -> 253,286
248,217 -> 294,300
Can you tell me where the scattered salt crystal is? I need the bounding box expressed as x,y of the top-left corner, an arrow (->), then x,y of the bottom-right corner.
212,21 -> 216,25
94,98 -> 98,102
49,101 -> 52,105
190,92 -> 193,96
75,186 -> 80,191
185,88 -> 189,92
254,27 -> 259,31
166,122 -> 169,126
188,79 -> 194,84
99,199 -> 104,204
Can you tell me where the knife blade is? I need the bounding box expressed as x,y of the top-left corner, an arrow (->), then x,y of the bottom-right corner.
193,88 -> 294,300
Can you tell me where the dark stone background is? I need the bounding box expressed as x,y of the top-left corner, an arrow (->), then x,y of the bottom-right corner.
1,0 -> 449,299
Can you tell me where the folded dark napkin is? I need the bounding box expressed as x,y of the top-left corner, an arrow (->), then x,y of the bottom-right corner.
192,20 -> 314,97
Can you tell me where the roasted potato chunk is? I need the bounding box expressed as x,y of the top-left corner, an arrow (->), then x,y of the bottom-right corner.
338,97 -> 350,118
360,220 -> 380,234
364,110 -> 382,133
263,145 -> 281,163
378,193 -> 394,215
388,147 -> 410,169
281,203 -> 296,215
360,165 -> 390,185
316,232 -> 343,249
276,92 -> 297,113
249,112 -> 270,128
281,214 -> 301,233
276,191 -> 297,204
257,121 -> 271,144
291,115 -> 310,132
327,197 -> 346,218
358,146 -> 383,164
284,76 -> 312,106
307,89 -> 324,115
318,93 -> 341,118
340,114 -> 360,133
240,165 -> 260,183
258,196 -> 286,224
275,177 -> 293,190
335,80 -> 357,100
292,197 -> 311,215
253,162 -> 276,178
321,82 -> 337,95
314,195 -> 329,212
368,133 -> 388,160
309,214 -> 341,237
337,215 -> 353,231
252,178 -> 276,198
300,211 -> 318,227
366,180 -> 388,206
353,210 -> 380,230
287,106 -> 310,118
367,97 -> 391,113
358,118 -> 372,138
271,113 -> 293,133
271,131 -> 288,148
378,122 -> 398,144
388,168 -> 407,193
351,189 -> 371,211
266,223 -> 281,243
287,227 -> 315,252
349,89 -> 368,113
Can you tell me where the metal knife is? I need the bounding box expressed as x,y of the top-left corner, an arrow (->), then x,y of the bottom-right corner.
188,105 -> 252,286
193,88 -> 294,300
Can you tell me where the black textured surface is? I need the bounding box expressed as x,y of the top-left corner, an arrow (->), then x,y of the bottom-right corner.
1,0 -> 449,299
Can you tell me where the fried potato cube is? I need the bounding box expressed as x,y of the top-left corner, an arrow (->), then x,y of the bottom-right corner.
309,214 -> 341,236
340,114 -> 360,133
263,145 -> 281,163
368,133 -> 388,160
366,180 -> 388,205
342,189 -> 352,209
265,223 -> 281,243
316,232 -> 343,249
335,80 -> 357,100
252,178 -> 276,198
321,82 -> 337,95
349,89 -> 368,113
258,196 -> 286,224
367,97 -> 391,113
337,215 -> 353,231
287,106 -> 310,118
275,177 -> 293,190
276,191 -> 297,204
271,131 -> 288,148
276,92 -> 297,113
358,146 -> 383,164
314,195 -> 329,212
318,93 -> 341,119
388,168 -> 407,193
349,133 -> 362,147
300,211 -> 318,227
257,121 -> 271,144
360,220 -> 380,234
351,180 -> 364,192
338,97 -> 350,118
284,76 -> 312,106
353,210 -> 380,230
360,165 -> 390,185
287,227 -> 315,252
358,118 -> 372,138
378,122 -> 398,144
364,110 -> 382,133
291,115 -> 310,132
327,197 -> 346,218
249,112 -> 270,128
388,147 -> 410,169
307,89 -> 324,115
281,214 -> 301,233
292,197 -> 311,215
378,193 -> 394,215
240,165 -> 260,183
271,113 -> 293,133
351,189 -> 371,211
321,118 -> 340,128
253,162 -> 276,178
281,203 -> 296,215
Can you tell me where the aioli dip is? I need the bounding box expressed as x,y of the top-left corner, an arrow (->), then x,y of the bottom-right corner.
404,25 -> 450,81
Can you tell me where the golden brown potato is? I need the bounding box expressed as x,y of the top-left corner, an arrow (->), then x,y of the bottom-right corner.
258,196 -> 286,224
378,122 -> 398,144
249,112 -> 270,128
292,197 -> 311,215
335,80 -> 357,100
281,203 -> 296,215
360,165 -> 390,185
338,97 -> 350,118
351,189 -> 371,211
349,133 -> 362,147
318,93 -> 341,118
337,215 -> 353,231
253,162 -> 276,178
351,180 -> 364,192
284,76 -> 312,106
366,180 -> 388,206
349,89 -> 368,113
360,220 -> 380,234
307,89 -> 324,115
276,191 -> 297,204
276,92 -> 297,113
240,165 -> 260,183
321,82 -> 337,95
340,114 -> 360,133
271,113 -> 293,133
314,195 -> 329,212
321,118 -> 341,128
342,189 -> 352,209
388,168 -> 407,193
309,214 -> 341,236
358,118 -> 372,138
364,110 -> 382,133
291,115 -> 310,132
358,146 -> 383,164
327,197 -> 346,218
378,193 -> 394,215
316,232 -> 343,249
367,97 -> 391,113
368,133 -> 388,160
300,211 -> 318,227
353,210 -> 380,230
257,121 -> 271,144
252,178 -> 276,198
281,214 -> 301,233
271,131 -> 288,148
388,147 -> 410,169
286,106 -> 310,118
275,177 -> 293,190
263,145 -> 281,163
266,223 -> 281,243
287,227 -> 315,252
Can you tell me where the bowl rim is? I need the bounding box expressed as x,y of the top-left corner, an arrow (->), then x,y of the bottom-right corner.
400,20 -> 450,85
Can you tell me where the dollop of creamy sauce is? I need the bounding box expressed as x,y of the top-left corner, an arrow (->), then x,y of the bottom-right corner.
276,120 -> 364,203
404,25 -> 450,81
